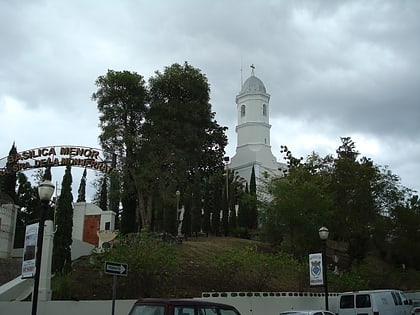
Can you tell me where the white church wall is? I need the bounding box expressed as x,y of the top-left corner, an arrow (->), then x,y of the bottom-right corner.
0,203 -> 18,259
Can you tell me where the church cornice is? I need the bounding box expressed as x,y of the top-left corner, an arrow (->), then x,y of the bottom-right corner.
236,121 -> 271,131
236,92 -> 270,103
235,143 -> 273,149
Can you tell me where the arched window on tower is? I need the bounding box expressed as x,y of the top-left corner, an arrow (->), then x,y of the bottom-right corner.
241,104 -> 246,117
263,104 -> 267,116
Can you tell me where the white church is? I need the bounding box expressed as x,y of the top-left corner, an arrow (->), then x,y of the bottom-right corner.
229,66 -> 286,186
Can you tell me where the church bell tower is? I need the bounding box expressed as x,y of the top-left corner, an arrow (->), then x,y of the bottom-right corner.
230,66 -> 281,184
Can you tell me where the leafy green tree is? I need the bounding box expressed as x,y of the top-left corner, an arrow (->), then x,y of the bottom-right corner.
93,64 -> 227,233
387,196 -> 420,269
261,152 -> 334,257
13,172 -> 41,247
16,173 -> 40,220
262,138 -> 416,266
133,62 -> 227,232
53,164 -> 73,274
331,137 -> 379,261
92,70 -> 148,233
108,155 -> 121,227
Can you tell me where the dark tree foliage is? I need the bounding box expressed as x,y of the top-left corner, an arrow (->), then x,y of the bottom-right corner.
133,62 -> 227,232
0,143 -> 18,203
261,137 -> 419,267
108,155 -> 121,226
76,168 -> 87,202
52,164 -> 73,274
190,173 -> 203,236
93,64 -> 228,234
99,175 -> 108,211
16,173 -> 40,222
13,172 -> 41,247
261,151 -> 334,257
249,166 -> 258,229
331,137 -> 379,262
387,196 -> 420,268
237,183 -> 250,230
44,167 -> 52,181
92,70 -> 148,233
146,63 -> 227,179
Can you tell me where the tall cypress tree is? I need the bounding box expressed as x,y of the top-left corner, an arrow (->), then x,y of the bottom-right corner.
0,143 -> 18,203
109,154 -> 120,227
76,168 -> 87,202
249,165 -> 258,229
99,175 -> 108,211
52,164 -> 73,274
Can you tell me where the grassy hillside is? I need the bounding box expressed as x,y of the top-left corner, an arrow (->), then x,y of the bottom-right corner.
54,236 -> 420,300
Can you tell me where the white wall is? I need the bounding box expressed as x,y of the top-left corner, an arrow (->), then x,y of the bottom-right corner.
0,203 -> 18,258
0,299 -> 136,315
0,293 -> 341,315
1,291 -> 418,315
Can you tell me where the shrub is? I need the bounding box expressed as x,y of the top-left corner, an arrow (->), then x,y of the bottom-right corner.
94,231 -> 180,297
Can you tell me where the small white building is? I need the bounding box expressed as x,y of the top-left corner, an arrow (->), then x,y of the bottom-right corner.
72,202 -> 116,248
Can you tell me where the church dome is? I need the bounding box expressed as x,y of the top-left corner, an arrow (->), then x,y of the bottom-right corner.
240,75 -> 266,94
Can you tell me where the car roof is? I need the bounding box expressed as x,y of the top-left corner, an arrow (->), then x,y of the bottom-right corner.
279,310 -> 330,314
134,298 -> 237,309
341,289 -> 401,294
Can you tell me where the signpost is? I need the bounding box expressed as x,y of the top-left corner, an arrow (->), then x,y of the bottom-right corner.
105,261 -> 128,276
105,261 -> 128,315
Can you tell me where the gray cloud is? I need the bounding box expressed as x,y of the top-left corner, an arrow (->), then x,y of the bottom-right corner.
0,0 -> 419,195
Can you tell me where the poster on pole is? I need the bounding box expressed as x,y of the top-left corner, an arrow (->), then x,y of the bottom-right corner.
21,222 -> 38,279
309,252 -> 324,287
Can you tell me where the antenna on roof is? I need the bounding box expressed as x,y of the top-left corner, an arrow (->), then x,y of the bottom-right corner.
240,56 -> 243,88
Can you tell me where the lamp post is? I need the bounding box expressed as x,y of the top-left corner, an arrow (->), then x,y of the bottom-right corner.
176,190 -> 180,234
224,156 -> 230,206
224,156 -> 229,236
319,226 -> 329,311
32,179 -> 55,315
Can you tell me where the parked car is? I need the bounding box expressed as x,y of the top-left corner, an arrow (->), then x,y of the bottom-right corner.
128,298 -> 242,315
411,300 -> 420,315
279,310 -> 335,315
338,290 -> 411,315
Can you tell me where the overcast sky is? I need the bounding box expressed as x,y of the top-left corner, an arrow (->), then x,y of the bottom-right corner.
1,0 -> 419,199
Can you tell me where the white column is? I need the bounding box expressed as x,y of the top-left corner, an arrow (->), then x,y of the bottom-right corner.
39,220 -> 54,301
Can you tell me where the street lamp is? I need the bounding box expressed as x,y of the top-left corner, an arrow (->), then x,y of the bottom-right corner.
319,226 -> 329,311
224,156 -> 230,204
32,179 -> 55,315
176,190 -> 180,234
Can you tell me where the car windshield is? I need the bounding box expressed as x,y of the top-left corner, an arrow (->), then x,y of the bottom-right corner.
129,305 -> 165,315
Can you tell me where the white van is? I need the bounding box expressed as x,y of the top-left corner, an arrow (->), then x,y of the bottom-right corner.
338,290 -> 411,315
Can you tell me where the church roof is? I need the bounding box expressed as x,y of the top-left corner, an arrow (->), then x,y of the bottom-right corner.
240,74 -> 266,94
